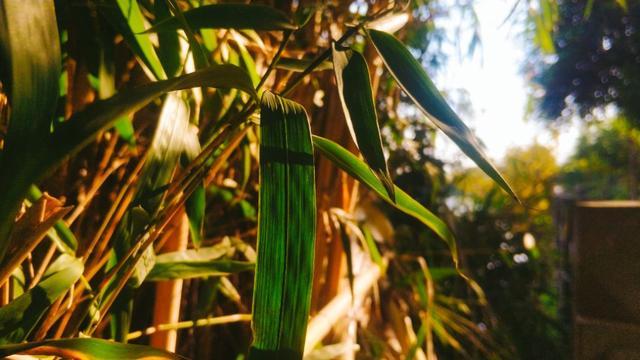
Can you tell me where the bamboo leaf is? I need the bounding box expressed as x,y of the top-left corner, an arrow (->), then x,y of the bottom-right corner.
107,91 -> 195,340
101,0 -> 167,80
276,58 -> 333,72
165,0 -> 209,70
147,259 -> 254,281
249,91 -> 316,359
0,64 -> 255,257
0,0 -> 61,258
367,29 -> 518,202
186,184 -> 206,249
332,43 -> 395,201
312,135 -> 460,267
0,255 -> 83,344
147,4 -> 297,32
154,0 -> 182,78
48,65 -> 256,175
0,338 -> 184,359
147,240 -> 249,282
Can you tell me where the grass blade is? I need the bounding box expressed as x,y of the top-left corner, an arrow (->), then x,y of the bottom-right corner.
0,338 -> 184,359
367,29 -> 518,202
249,91 -> 316,359
332,43 -> 395,201
312,135 -> 460,267
0,255 -> 83,343
147,4 -> 297,32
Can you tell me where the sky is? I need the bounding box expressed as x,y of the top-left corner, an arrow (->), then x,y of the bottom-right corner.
432,0 -> 580,167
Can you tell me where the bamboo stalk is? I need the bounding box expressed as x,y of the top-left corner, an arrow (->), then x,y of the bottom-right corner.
150,211 -> 189,351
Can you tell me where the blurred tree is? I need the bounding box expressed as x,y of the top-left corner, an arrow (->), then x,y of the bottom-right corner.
530,0 -> 640,123
560,116 -> 640,199
452,143 -> 566,360
526,0 -> 640,198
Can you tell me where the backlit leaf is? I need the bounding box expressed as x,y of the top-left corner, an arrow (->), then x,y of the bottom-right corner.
312,135 -> 460,267
0,0 -> 61,258
249,91 -> 316,359
332,43 -> 395,200
0,255 -> 83,343
0,338 -> 184,359
367,29 -> 518,202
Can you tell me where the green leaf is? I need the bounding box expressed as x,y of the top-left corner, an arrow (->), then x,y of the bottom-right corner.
0,255 -> 83,343
312,135 -> 460,267
367,29 -> 518,202
101,0 -> 167,80
249,91 -> 316,359
332,43 -> 395,200
147,259 -> 254,281
147,4 -> 297,32
186,184 -> 206,249
0,0 -> 61,259
48,65 -> 256,175
165,0 -> 209,70
276,57 -> 333,72
154,0 -> 182,77
0,64 -> 255,257
146,240 -> 243,281
0,338 -> 184,359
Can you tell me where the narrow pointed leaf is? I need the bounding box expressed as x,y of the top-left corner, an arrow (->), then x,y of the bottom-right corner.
48,65 -> 256,173
107,92 -> 194,339
0,64 -> 255,255
147,4 -> 297,32
332,43 -> 395,201
154,0 -> 182,77
0,255 -> 83,343
147,259 -> 254,281
0,0 -> 61,258
249,91 -> 316,359
276,58 -> 333,72
186,184 -> 206,249
367,29 -> 518,202
101,0 -> 167,80
312,135 -> 459,267
0,338 -> 184,359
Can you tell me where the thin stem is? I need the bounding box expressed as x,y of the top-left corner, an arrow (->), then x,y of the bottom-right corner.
126,314 -> 251,340
255,30 -> 293,92
281,25 -> 361,97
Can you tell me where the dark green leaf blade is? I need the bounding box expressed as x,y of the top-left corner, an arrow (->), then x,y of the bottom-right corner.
276,58 -> 333,72
147,259 -> 254,281
0,0 -> 61,258
147,4 -> 297,32
249,91 -> 316,359
332,43 -> 395,201
0,255 -> 83,343
0,338 -> 184,359
101,0 -> 167,80
312,135 -> 460,267
48,65 -> 256,174
367,29 -> 518,202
